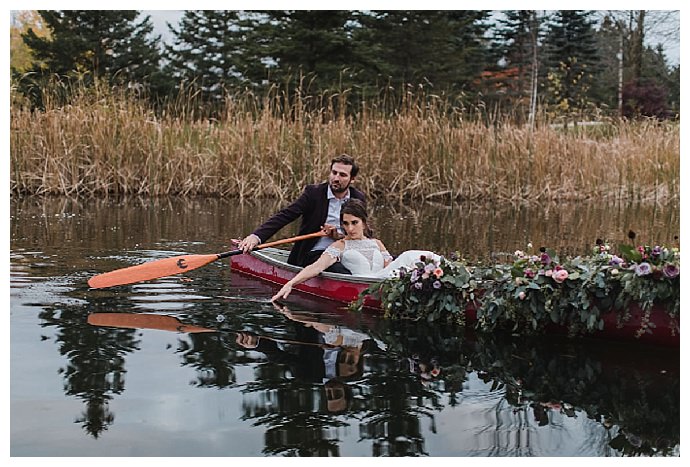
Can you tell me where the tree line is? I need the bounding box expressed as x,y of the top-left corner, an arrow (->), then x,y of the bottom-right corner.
11,10 -> 680,121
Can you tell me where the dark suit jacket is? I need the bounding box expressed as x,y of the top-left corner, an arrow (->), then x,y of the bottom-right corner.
252,182 -> 366,266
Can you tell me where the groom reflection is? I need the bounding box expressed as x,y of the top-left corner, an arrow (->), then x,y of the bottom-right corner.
235,303 -> 376,413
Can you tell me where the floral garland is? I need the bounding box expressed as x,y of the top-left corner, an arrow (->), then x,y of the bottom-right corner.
352,254 -> 482,325
351,239 -> 680,338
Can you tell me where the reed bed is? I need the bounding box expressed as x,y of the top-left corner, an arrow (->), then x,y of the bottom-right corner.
10,82 -> 680,203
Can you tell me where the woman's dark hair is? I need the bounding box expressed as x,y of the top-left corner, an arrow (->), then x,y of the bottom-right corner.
340,198 -> 373,237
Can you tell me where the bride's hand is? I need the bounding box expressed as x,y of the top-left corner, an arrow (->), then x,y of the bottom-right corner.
271,283 -> 293,302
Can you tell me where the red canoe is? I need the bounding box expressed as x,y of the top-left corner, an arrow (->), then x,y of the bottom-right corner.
230,248 -> 382,308
230,248 -> 679,347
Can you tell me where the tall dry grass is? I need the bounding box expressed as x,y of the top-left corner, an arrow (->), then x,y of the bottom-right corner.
10,81 -> 679,203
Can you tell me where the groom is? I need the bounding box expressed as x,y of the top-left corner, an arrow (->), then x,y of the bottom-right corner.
237,154 -> 366,273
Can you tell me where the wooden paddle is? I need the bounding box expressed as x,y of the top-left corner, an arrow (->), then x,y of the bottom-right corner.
88,231 -> 326,289
87,312 -> 334,348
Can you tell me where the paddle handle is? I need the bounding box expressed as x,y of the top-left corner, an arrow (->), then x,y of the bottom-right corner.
218,230 -> 327,259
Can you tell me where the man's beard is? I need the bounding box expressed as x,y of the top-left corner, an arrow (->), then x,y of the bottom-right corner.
330,181 -> 349,194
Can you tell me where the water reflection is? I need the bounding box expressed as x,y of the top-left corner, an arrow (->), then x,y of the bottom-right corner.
73,301 -> 679,457
10,196 -> 680,456
10,196 -> 679,265
37,306 -> 137,438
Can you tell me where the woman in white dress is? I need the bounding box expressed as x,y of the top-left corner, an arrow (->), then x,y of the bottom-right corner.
271,199 -> 439,301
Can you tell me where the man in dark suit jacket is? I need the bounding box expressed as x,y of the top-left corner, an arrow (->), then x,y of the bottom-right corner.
237,154 -> 365,273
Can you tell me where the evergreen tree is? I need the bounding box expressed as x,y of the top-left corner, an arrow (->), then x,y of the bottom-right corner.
542,10 -> 600,118
590,14 -> 623,112
249,10 -> 360,92
22,10 -> 162,86
165,10 -> 254,101
489,10 -> 543,120
356,11 -> 490,93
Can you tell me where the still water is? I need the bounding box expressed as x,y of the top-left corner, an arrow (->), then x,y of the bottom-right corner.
10,197 -> 680,457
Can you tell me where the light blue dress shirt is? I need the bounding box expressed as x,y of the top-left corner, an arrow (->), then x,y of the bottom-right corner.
311,186 -> 350,252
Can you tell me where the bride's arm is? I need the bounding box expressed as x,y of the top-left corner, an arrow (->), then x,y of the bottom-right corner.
271,241 -> 342,301
375,239 -> 393,267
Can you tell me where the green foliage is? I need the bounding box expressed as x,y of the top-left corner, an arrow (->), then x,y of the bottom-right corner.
542,11 -> 600,118
17,10 -> 165,108
357,11 -> 491,91
352,242 -> 680,340
22,11 -> 161,83
165,10 -> 250,101
256,10 -> 360,89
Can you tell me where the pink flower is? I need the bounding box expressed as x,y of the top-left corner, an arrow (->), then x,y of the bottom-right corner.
553,269 -> 569,283
518,291 -> 526,300
433,268 -> 444,278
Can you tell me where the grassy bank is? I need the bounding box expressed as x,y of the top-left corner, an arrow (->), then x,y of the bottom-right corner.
10,83 -> 679,202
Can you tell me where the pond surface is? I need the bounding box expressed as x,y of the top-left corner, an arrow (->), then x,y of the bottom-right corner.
10,197 -> 679,457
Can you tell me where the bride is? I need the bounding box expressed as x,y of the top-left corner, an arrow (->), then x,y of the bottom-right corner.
271,199 -> 440,301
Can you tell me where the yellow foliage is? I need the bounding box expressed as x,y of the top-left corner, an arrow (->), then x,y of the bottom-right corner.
10,10 -> 50,72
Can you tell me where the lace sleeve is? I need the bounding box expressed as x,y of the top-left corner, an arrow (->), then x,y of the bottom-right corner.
325,244 -> 342,261
381,250 -> 393,262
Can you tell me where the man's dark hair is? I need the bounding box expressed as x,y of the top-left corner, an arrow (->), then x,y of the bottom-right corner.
331,154 -> 359,178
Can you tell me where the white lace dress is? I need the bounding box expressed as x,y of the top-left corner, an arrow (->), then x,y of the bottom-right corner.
325,238 -> 440,279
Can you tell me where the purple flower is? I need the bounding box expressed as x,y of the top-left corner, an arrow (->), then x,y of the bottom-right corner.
540,253 -> 551,266
414,282 -> 423,290
525,268 -> 536,279
609,255 -> 624,267
410,269 -> 419,282
433,280 -> 442,289
634,262 -> 652,276
652,246 -> 662,257
663,264 -> 679,279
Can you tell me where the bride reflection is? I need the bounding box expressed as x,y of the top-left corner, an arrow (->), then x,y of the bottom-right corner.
235,302 -> 380,414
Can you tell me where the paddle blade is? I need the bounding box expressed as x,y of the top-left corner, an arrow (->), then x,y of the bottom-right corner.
88,253 -> 220,289
88,312 -> 215,333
